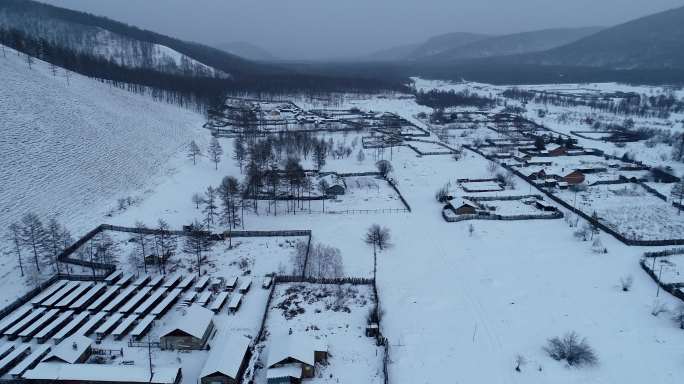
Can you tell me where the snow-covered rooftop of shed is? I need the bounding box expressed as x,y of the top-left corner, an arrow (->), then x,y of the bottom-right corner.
24,362 -> 180,384
160,304 -> 213,339
43,334 -> 92,364
267,333 -> 327,368
200,334 -> 251,379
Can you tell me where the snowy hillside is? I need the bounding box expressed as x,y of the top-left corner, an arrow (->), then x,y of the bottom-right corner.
0,12 -> 229,78
89,28 -> 230,78
0,45 -> 205,267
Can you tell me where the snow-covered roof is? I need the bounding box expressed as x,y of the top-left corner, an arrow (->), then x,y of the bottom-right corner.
267,333 -> 327,368
43,334 -> 92,364
200,334 -> 251,379
318,174 -> 345,189
24,362 -> 180,384
160,304 -> 213,339
266,365 -> 302,380
452,198 -> 478,209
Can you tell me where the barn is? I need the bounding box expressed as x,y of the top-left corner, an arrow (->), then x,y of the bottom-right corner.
449,199 -> 479,215
266,334 -> 327,383
199,335 -> 251,384
563,170 -> 586,185
318,174 -> 346,196
159,305 -> 214,350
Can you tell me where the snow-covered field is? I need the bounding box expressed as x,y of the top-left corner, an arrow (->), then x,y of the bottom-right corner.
3,72 -> 684,384
558,183 -> 684,241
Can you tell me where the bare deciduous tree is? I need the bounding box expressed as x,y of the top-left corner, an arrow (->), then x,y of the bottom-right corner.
364,224 -> 391,280
182,220 -> 212,277
19,213 -> 47,272
188,140 -> 202,165
208,137 -> 223,170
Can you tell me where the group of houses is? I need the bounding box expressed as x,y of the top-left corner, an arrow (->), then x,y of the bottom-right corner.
528,169 -> 586,189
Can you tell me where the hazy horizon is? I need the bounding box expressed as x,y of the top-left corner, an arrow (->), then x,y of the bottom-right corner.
38,0 -> 684,60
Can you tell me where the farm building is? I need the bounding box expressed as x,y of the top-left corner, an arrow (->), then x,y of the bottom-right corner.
160,305 -> 214,350
23,362 -> 182,384
534,200 -> 557,212
563,170 -> 586,185
42,335 -> 92,364
546,145 -> 568,157
199,335 -> 251,384
449,199 -> 479,215
266,334 -> 328,382
318,174 -> 346,196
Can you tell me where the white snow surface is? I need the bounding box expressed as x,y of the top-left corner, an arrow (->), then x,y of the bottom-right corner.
0,44 -> 204,255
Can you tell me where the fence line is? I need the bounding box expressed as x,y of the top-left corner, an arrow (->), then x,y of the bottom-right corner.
0,275 -> 59,320
463,144 -> 684,247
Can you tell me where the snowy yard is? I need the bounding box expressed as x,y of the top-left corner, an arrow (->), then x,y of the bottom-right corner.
558,183 -> 684,241
251,282 -> 382,384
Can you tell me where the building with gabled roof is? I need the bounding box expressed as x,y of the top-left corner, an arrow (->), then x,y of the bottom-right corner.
266,334 -> 327,381
42,335 -> 92,364
160,304 -> 214,350
199,334 -> 251,384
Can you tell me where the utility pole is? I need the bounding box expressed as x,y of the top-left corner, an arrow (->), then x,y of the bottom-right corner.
147,333 -> 154,381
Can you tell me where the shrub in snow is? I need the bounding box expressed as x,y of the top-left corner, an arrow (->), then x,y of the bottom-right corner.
672,304 -> 684,329
651,300 -> 668,317
620,275 -> 633,292
514,354 -> 526,372
543,332 -> 597,367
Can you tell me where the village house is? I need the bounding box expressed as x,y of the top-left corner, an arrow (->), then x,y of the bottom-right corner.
266,334 -> 328,383
546,144 -> 568,157
199,335 -> 251,384
159,304 -> 214,350
448,199 -> 480,215
563,170 -> 586,185
318,174 -> 346,196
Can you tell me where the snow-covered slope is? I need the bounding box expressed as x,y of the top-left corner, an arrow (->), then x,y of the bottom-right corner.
89,28 -> 229,78
0,45 -> 205,252
0,12 -> 230,78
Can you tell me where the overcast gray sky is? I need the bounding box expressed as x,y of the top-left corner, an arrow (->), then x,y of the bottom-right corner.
40,0 -> 684,60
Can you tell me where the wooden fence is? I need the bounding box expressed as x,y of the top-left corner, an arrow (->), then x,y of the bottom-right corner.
463,144 -> 684,247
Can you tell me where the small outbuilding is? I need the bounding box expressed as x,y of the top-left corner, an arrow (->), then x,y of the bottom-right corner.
160,304 -> 214,350
266,334 -> 327,382
319,174 -> 346,196
450,199 -> 479,215
199,335 -> 251,384
42,335 -> 92,364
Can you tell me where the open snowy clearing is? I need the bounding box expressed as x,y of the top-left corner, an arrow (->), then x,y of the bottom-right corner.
251,283 -> 382,384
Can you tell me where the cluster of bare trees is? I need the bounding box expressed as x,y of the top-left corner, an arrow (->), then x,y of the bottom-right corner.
6,213 -> 72,283
126,220 -> 178,275
290,239 -> 344,278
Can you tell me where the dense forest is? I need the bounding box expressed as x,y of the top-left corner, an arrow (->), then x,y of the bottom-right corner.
0,28 -> 406,111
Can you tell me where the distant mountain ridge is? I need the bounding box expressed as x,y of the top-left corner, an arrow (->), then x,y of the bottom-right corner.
522,6 -> 684,69
215,41 -> 277,62
426,27 -> 604,61
366,27 -> 603,62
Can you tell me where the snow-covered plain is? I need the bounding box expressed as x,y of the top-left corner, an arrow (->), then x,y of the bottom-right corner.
3,69 -> 684,384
